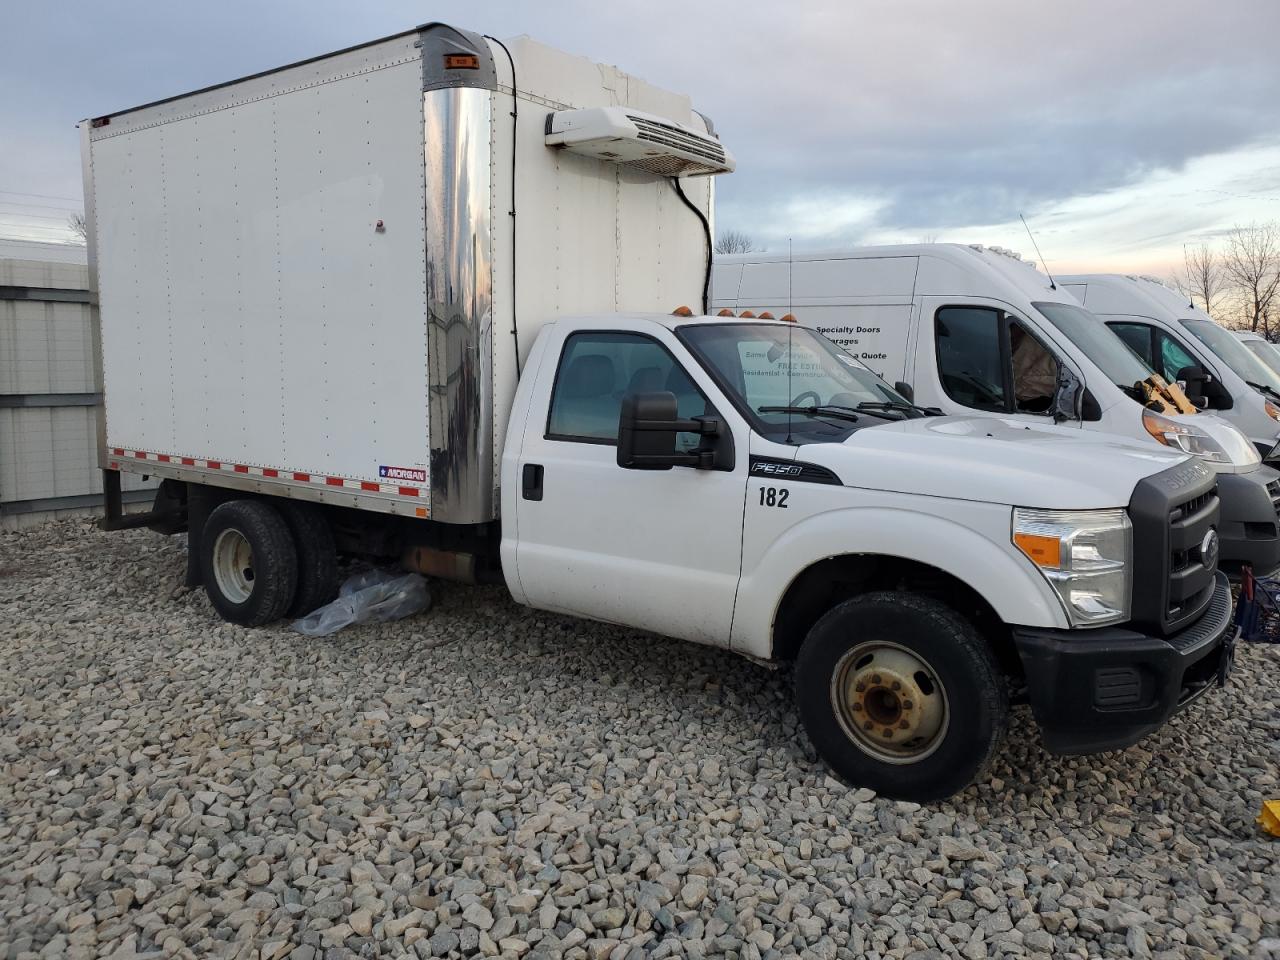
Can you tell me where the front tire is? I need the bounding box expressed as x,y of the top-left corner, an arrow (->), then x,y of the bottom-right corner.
200,500 -> 298,626
795,592 -> 1007,801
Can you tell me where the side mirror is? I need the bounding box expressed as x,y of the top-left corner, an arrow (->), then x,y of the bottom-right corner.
1176,364 -> 1208,404
617,392 -> 732,471
893,381 -> 914,403
1051,365 -> 1084,423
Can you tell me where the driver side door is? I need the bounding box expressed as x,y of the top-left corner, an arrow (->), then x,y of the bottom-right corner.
511,325 -> 749,646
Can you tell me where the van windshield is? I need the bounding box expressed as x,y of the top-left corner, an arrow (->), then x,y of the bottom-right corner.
679,323 -> 914,442
1033,301 -> 1153,387
1243,337 -> 1280,378
1180,318 -> 1280,395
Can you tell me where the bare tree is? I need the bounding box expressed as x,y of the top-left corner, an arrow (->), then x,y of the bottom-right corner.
918,233 -> 938,244
1178,243 -> 1225,318
714,229 -> 756,255
1222,222 -> 1280,338
68,212 -> 87,242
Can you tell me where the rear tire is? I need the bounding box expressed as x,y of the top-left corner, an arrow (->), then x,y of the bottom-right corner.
278,501 -> 339,617
794,591 -> 1007,801
200,500 -> 297,626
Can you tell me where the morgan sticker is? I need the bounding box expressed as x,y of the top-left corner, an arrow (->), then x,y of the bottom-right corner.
378,465 -> 427,483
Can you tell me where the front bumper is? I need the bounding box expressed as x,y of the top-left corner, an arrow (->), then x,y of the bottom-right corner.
1012,572 -> 1238,755
1216,468 -> 1280,578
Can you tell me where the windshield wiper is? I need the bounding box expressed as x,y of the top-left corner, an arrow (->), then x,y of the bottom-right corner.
1117,382 -> 1147,403
1245,380 -> 1280,403
853,400 -> 935,418
758,405 -> 861,423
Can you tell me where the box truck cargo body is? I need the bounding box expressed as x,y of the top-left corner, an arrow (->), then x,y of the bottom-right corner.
713,244 -> 1280,575
84,24 -> 725,526
86,28 -> 1238,800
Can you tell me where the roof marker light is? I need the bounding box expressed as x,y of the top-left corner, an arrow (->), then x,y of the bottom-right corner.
758,311 -> 775,319
717,308 -> 735,316
780,313 -> 797,323
672,305 -> 694,317
739,310 -> 755,318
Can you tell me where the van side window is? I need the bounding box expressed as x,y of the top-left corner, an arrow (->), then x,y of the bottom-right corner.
1109,323 -> 1155,367
934,307 -> 1007,412
546,332 -> 707,446
935,308 -> 1061,414
1156,332 -> 1199,383
1108,322 -> 1199,383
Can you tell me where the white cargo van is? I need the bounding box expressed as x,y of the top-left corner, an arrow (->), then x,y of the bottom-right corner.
84,26 -> 1237,800
1234,329 -> 1280,378
1062,275 -> 1280,460
713,244 -> 1280,575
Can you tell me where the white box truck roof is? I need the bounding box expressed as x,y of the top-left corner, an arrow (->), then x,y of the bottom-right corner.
82,24 -> 732,525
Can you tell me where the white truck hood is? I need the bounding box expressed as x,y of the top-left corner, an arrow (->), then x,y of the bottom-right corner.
811,416 -> 1190,510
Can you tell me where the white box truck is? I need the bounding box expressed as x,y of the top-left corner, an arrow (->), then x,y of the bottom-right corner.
713,244 -> 1280,576
85,26 -> 1238,800
1061,274 -> 1280,459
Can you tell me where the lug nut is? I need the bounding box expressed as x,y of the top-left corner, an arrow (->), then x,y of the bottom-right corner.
882,728 -> 893,738
903,700 -> 913,709
891,680 -> 901,690
871,674 -> 882,684
899,719 -> 909,729
852,703 -> 863,712
863,720 -> 873,730
855,681 -> 866,692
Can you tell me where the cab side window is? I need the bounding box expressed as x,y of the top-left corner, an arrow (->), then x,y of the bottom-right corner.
935,307 -> 1007,412
1156,332 -> 1200,383
547,332 -> 707,447
1009,322 -> 1059,414
935,307 -> 1060,414
1109,323 -> 1154,368
1108,322 -> 1199,383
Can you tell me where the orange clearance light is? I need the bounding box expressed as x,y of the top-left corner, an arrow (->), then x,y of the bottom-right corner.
444,53 -> 480,70
739,310 -> 756,318
1013,532 -> 1061,569
780,313 -> 797,323
717,308 -> 735,316
671,305 -> 694,317
758,311 -> 775,319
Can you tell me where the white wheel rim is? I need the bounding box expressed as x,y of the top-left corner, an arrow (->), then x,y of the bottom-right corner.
212,528 -> 255,604
830,640 -> 950,765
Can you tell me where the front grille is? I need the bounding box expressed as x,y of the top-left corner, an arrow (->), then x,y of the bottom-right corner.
1129,460 -> 1219,635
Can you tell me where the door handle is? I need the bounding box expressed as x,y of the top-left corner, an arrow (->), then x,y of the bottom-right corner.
522,463 -> 544,501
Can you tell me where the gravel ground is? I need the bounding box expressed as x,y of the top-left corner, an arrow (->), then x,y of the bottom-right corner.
1,519 -> 1278,960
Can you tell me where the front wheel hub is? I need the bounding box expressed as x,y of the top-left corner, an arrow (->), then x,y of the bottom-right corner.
832,642 -> 949,763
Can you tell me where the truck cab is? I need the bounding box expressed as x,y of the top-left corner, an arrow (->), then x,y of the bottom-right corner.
501,312 -> 1238,800
713,245 -> 1280,577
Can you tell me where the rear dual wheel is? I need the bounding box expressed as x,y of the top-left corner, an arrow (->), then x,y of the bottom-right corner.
795,592 -> 1007,801
200,499 -> 337,626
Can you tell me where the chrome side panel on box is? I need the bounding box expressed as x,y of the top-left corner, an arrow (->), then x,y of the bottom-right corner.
424,86 -> 494,524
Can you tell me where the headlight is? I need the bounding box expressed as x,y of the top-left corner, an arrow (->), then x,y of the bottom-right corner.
1266,400 -> 1280,422
1013,507 -> 1131,627
1142,410 -> 1231,463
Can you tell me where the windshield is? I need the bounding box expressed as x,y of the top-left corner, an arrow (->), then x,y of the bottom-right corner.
1180,318 -> 1280,393
1243,338 -> 1280,378
679,323 -> 908,442
1033,301 -> 1153,386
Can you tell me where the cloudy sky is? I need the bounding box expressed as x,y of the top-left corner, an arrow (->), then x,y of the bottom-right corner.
3,0 -> 1279,275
